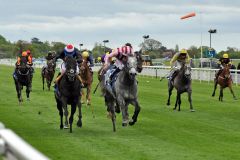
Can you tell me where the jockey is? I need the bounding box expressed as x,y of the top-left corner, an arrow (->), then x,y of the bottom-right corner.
81,50 -> 94,73
102,43 -> 134,97
168,48 -> 190,81
45,51 -> 55,61
16,51 -> 32,66
53,44 -> 83,84
215,53 -> 231,79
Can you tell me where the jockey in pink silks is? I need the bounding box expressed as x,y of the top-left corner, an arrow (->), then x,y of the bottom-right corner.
102,43 -> 134,97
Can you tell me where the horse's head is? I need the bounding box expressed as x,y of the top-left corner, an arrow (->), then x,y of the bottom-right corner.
17,57 -> 30,75
65,56 -> 77,82
80,59 -> 88,74
181,63 -> 191,79
124,56 -> 137,80
222,64 -> 231,79
135,50 -> 143,73
47,59 -> 55,72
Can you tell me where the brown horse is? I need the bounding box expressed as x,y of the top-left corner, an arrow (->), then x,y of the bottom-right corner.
79,59 -> 93,105
42,59 -> 56,91
212,64 -> 237,101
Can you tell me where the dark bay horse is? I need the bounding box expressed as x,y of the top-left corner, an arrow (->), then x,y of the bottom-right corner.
55,56 -> 82,133
79,59 -> 93,105
100,53 -> 143,132
167,63 -> 194,112
42,59 -> 56,91
13,57 -> 31,104
212,64 -> 236,101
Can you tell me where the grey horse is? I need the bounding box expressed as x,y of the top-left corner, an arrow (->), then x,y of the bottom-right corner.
101,55 -> 142,132
167,63 -> 194,112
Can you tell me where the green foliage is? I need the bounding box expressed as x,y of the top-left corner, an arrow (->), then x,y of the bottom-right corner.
1,65 -> 240,160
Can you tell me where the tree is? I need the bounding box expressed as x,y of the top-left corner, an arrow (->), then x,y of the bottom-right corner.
139,38 -> 162,52
175,44 -> 179,52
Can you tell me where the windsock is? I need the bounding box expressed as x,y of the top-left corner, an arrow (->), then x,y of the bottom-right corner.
181,12 -> 196,20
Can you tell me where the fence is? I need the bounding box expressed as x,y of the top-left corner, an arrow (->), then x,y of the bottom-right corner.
1,59 -> 240,85
0,122 -> 49,160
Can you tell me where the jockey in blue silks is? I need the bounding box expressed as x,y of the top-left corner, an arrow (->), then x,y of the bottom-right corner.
53,44 -> 83,84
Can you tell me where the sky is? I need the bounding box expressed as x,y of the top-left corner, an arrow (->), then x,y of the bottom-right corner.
0,0 -> 240,52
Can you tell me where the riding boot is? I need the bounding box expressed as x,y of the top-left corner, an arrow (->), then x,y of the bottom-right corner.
54,73 -> 63,84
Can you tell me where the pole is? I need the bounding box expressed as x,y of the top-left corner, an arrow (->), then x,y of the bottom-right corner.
200,12 -> 203,68
210,33 -> 212,49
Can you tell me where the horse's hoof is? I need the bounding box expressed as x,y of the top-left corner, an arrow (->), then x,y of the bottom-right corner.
77,120 -> 82,128
212,94 -> 215,97
190,109 -> 195,112
122,123 -> 128,127
129,119 -> 135,126
64,125 -> 69,129
60,125 -> 63,129
27,98 -> 30,101
234,97 -> 237,100
81,101 -> 85,104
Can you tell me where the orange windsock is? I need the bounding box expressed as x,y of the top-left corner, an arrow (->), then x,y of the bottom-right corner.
181,12 -> 196,20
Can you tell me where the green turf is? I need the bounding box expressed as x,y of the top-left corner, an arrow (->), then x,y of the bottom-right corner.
0,65 -> 240,160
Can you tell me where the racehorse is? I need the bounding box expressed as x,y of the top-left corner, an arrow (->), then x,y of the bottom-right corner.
167,63 -> 194,112
100,53 -> 143,132
79,59 -> 93,105
212,64 -> 237,101
55,56 -> 82,133
13,57 -> 32,104
42,59 -> 56,91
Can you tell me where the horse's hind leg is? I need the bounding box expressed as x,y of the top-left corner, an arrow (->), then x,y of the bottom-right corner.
188,90 -> 195,112
212,80 -> 218,97
167,81 -> 173,106
106,98 -> 116,132
229,85 -> 237,100
69,103 -> 77,133
81,90 -> 85,104
129,100 -> 141,126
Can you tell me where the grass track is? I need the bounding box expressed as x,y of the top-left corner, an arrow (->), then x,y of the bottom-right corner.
0,65 -> 240,160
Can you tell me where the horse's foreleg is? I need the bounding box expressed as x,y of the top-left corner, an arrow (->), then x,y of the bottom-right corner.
129,100 -> 141,126
178,93 -> 181,111
26,86 -> 30,101
87,85 -> 91,105
69,103 -> 77,133
121,101 -> 129,127
229,85 -> 237,100
56,99 -> 63,129
219,87 -> 223,101
42,74 -> 45,90
61,99 -> 69,129
81,90 -> 85,104
77,99 -> 82,128
174,93 -> 179,110
212,80 -> 218,97
167,81 -> 173,106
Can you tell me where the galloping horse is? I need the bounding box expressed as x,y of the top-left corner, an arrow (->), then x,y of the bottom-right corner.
42,59 -> 56,91
13,57 -> 32,104
100,53 -> 143,132
79,59 -> 93,105
167,63 -> 194,111
55,56 -> 81,133
212,64 -> 236,101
